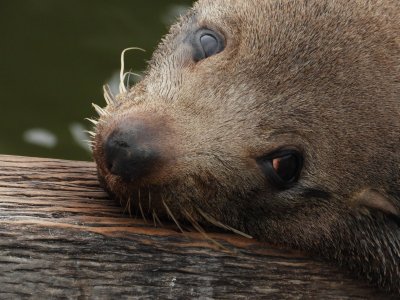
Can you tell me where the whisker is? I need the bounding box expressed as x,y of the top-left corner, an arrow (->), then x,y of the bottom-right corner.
84,130 -> 96,137
103,84 -> 116,105
138,201 -> 147,223
182,208 -> 227,250
128,197 -> 133,218
153,210 -> 164,227
83,141 -> 95,151
123,197 -> 133,218
196,208 -> 253,239
152,211 -> 157,227
126,70 -> 133,90
85,118 -> 98,126
83,139 -> 95,145
122,71 -> 142,90
162,198 -> 185,234
138,189 -> 148,223
92,103 -> 108,117
119,47 -> 145,94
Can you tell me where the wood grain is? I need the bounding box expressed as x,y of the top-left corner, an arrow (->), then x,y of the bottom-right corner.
0,155 -> 395,299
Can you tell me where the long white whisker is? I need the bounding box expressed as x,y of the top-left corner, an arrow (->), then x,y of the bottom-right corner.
83,140 -> 95,147
162,198 -> 184,234
85,118 -> 98,126
196,208 -> 253,239
126,71 -> 132,90
123,197 -> 131,216
103,84 -> 116,105
84,130 -> 96,137
153,210 -> 164,227
138,189 -> 148,223
182,208 -> 227,250
119,47 -> 145,94
152,211 -> 157,227
92,103 -> 108,116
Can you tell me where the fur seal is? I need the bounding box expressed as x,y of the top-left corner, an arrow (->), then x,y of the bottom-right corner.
90,0 -> 400,294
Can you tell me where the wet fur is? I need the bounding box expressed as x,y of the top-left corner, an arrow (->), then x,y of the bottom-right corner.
92,0 -> 400,293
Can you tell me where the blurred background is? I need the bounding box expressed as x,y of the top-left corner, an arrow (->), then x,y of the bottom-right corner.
0,0 -> 193,161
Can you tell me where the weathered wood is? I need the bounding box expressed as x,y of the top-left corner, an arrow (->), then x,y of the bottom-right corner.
0,155 -> 395,299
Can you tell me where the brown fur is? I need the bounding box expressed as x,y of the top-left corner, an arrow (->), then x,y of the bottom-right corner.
92,0 -> 400,293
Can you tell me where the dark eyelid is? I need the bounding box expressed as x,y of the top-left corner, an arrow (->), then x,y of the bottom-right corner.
191,28 -> 225,62
200,34 -> 218,57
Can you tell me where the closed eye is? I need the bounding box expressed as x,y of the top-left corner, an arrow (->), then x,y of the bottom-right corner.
192,28 -> 225,62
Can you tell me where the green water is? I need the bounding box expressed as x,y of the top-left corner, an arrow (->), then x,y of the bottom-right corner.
0,0 -> 193,161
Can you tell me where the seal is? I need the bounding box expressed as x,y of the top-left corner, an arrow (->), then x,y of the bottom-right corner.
90,0 -> 400,294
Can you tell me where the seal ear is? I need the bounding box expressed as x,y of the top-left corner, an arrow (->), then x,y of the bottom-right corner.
354,189 -> 399,218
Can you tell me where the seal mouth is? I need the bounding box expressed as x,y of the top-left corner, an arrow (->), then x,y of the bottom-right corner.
97,165 -> 194,225
115,186 -> 171,223
97,167 -> 253,240
97,166 -> 168,216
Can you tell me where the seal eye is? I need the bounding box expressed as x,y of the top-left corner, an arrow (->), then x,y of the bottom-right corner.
200,34 -> 219,57
192,29 -> 225,62
257,150 -> 303,189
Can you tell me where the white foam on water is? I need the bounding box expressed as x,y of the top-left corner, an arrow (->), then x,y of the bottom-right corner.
23,128 -> 58,148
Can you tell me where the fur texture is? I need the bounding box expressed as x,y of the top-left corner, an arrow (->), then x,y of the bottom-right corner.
92,0 -> 400,293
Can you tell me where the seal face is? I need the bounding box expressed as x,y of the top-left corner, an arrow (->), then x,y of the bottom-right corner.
91,0 -> 400,293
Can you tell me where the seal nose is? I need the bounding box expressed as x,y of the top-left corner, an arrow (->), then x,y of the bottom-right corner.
104,121 -> 159,182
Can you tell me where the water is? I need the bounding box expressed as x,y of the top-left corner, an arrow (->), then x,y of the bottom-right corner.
0,0 -> 193,161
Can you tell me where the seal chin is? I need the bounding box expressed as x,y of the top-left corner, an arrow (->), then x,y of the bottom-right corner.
96,166 -> 192,223
97,162 -> 242,235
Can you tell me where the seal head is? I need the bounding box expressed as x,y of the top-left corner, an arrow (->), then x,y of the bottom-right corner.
92,0 -> 400,293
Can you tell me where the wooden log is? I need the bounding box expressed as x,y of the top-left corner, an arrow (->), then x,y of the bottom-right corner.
0,155 -> 395,299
